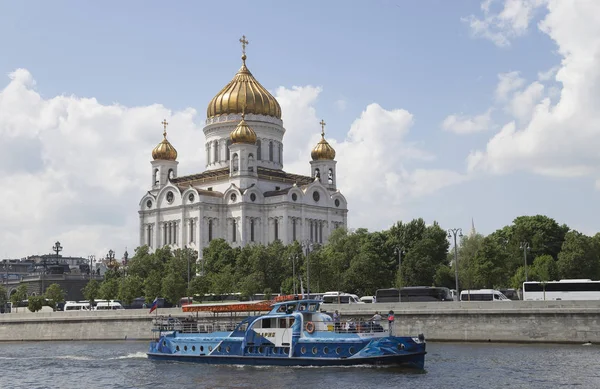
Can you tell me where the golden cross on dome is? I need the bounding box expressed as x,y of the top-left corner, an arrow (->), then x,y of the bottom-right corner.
319,119 -> 326,137
239,35 -> 249,57
161,119 -> 169,137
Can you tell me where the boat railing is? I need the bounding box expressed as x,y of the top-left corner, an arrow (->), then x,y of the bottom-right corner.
152,315 -> 240,334
324,319 -> 390,334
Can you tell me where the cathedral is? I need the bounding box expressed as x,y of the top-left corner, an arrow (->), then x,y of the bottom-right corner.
138,37 -> 348,264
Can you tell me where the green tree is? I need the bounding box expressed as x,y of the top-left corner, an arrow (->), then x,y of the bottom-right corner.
471,237 -> 508,289
557,230 -> 600,279
119,275 -> 144,305
144,270 -> 163,302
433,265 -> 455,289
98,278 -> 120,300
82,279 -> 100,306
27,295 -> 44,312
10,284 -> 28,311
161,272 -> 186,306
44,283 -> 65,311
0,285 -> 7,308
529,255 -> 558,282
189,275 -> 209,301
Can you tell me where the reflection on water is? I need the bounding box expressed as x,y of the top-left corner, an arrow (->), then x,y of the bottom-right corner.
0,341 -> 598,389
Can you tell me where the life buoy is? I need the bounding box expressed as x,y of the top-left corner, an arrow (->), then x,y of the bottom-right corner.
305,321 -> 315,334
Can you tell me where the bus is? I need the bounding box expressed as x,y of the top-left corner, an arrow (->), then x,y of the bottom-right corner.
375,287 -> 454,303
522,279 -> 600,301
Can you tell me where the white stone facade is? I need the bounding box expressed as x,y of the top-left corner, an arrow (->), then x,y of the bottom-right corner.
139,90 -> 348,266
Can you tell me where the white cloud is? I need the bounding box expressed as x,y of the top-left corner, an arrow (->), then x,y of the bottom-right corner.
277,89 -> 467,230
0,70 -> 467,257
335,99 -> 347,111
441,109 -> 493,134
0,69 -> 203,258
462,0 -> 547,47
495,71 -> 525,101
506,81 -> 544,120
538,66 -> 559,81
468,1 -> 600,181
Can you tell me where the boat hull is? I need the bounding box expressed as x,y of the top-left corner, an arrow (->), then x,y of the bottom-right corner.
147,351 -> 426,369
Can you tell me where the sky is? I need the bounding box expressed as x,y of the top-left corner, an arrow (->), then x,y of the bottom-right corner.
0,0 -> 599,259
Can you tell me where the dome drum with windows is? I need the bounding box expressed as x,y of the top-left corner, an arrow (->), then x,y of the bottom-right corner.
152,119 -> 178,161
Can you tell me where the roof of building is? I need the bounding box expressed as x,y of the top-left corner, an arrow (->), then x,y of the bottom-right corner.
171,166 -> 313,188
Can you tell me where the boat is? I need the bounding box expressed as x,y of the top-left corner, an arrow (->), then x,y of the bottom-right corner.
147,296 -> 427,369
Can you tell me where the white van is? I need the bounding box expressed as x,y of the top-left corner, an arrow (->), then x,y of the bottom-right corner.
322,291 -> 365,304
64,301 -> 91,311
359,296 -> 376,303
94,301 -> 124,310
460,289 -> 511,302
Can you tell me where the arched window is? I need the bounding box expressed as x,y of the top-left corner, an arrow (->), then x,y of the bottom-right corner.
256,140 -> 262,160
274,218 -> 279,241
250,219 -> 255,242
292,219 -> 297,241
328,169 -> 333,185
269,141 -> 273,162
208,219 -> 213,242
232,153 -> 239,172
248,153 -> 254,172
314,168 -> 320,181
153,169 -> 159,185
213,141 -> 218,163
205,143 -> 209,162
168,169 -> 174,180
226,139 -> 231,160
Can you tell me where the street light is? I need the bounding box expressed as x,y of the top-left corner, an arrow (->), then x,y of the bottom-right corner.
88,255 -> 96,280
302,241 -> 313,297
520,242 -> 531,282
44,241 -> 63,295
106,249 -> 116,272
395,246 -> 405,289
447,228 -> 463,301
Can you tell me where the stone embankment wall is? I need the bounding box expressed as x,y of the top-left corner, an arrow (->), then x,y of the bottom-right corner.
1,301 -> 599,343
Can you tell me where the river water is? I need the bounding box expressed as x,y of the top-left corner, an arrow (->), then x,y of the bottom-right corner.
0,341 -> 597,388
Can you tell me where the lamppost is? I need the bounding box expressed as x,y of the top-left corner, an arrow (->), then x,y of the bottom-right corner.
45,241 -> 63,294
520,242 -> 530,282
106,249 -> 116,273
447,228 -> 463,301
302,241 -> 313,297
184,246 -> 191,304
395,246 -> 405,290
2,262 -> 11,288
88,255 -> 96,280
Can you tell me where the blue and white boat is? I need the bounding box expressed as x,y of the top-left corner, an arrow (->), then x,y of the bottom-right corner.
147,297 -> 426,369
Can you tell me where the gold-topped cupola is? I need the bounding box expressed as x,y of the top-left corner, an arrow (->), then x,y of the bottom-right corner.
152,119 -> 178,161
311,120 -> 336,161
230,111 -> 257,144
207,35 -> 282,120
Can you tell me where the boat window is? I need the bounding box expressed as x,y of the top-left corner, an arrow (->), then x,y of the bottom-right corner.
286,303 -> 297,313
277,305 -> 286,313
298,303 -> 307,311
262,319 -> 272,329
308,303 -> 317,312
301,347 -> 306,354
312,347 -> 318,355
323,347 -> 329,354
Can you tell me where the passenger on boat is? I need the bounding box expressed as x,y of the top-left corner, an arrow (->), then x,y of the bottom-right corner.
388,310 -> 395,335
333,310 -> 341,332
370,311 -> 382,326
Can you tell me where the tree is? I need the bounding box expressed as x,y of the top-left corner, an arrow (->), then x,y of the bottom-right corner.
470,237 -> 508,289
44,283 -> 65,311
98,278 -> 119,300
82,279 -> 100,306
27,295 -> 44,312
119,275 -> 144,306
10,284 -> 27,311
144,270 -> 163,302
0,285 -> 7,309
161,272 -> 186,306
529,255 -> 558,282
557,231 -> 600,279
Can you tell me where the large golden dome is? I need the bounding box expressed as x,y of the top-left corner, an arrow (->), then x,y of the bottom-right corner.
207,55 -> 281,120
152,120 -> 178,161
230,114 -> 257,144
311,124 -> 336,161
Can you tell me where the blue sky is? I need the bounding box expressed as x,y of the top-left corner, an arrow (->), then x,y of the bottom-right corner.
0,0 -> 598,258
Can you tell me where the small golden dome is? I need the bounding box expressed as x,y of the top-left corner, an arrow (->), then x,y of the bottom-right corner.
152,120 -> 178,161
311,120 -> 336,160
230,114 -> 257,144
207,56 -> 281,120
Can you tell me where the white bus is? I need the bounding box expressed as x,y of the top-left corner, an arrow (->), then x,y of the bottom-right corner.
460,289 -> 511,302
64,301 -> 91,311
321,292 -> 364,304
522,279 -> 600,301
